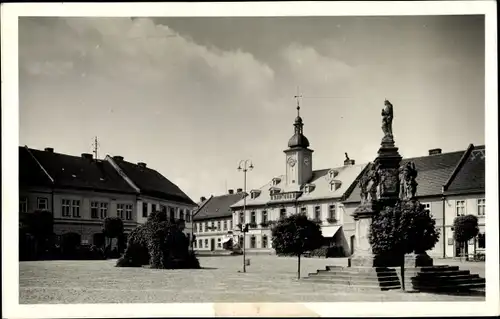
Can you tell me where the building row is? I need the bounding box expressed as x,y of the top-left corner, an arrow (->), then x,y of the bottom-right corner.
19,146 -> 196,245
193,105 -> 486,259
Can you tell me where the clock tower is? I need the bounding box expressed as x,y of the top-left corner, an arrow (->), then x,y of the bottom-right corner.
284,100 -> 313,186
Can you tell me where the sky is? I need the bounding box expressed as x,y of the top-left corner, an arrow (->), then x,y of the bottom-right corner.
18,15 -> 485,202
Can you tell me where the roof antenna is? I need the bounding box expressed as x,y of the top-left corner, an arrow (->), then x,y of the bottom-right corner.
92,136 -> 100,160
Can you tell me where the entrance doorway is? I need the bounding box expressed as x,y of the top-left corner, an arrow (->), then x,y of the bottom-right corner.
210,238 -> 215,251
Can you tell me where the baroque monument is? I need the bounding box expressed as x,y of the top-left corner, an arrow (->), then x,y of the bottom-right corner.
349,99 -> 403,267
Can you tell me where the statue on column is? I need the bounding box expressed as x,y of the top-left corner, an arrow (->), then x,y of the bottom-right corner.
381,99 -> 394,141
399,161 -> 418,200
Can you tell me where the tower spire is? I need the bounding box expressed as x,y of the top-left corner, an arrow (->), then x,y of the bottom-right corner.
294,86 -> 302,117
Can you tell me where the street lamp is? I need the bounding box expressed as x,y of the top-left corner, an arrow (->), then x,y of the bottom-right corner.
237,159 -> 254,273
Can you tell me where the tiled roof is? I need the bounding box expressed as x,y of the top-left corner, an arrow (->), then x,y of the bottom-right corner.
19,147 -> 53,188
194,193 -> 244,221
343,149 -> 466,203
446,145 -> 485,194
112,159 -> 195,205
25,147 -> 137,194
230,163 -> 368,209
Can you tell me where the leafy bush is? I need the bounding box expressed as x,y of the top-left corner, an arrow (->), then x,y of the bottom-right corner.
369,199 -> 440,263
308,246 -> 345,258
103,217 -> 124,239
19,210 -> 54,259
116,210 -> 200,269
60,232 -> 82,259
93,232 -> 106,248
271,213 -> 323,279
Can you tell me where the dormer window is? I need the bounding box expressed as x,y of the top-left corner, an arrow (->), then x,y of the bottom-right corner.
304,183 -> 316,194
328,169 -> 339,180
272,177 -> 281,186
250,189 -> 262,199
269,187 -> 281,196
329,180 -> 342,191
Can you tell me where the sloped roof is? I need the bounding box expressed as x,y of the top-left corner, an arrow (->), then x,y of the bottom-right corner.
112,159 -> 195,205
343,149 -> 466,203
25,147 -> 137,194
193,193 -> 244,221
19,147 -> 53,188
446,145 -> 485,194
230,163 -> 368,209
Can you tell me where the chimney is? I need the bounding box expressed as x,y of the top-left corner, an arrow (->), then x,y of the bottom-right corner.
113,155 -> 124,161
44,147 -> 54,153
200,196 -> 207,202
81,153 -> 93,160
344,159 -> 355,166
228,189 -> 234,194
429,148 -> 442,156
237,188 -> 243,193
137,162 -> 147,168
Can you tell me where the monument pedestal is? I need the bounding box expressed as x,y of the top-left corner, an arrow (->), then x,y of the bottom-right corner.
404,252 -> 434,267
348,203 -> 378,267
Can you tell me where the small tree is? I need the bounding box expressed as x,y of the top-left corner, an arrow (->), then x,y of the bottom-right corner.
22,210 -> 54,259
453,214 -> 479,260
271,213 -> 323,279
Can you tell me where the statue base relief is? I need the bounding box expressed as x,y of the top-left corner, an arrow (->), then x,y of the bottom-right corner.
349,202 -> 379,267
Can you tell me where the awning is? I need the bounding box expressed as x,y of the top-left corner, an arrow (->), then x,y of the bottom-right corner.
322,225 -> 341,238
222,237 -> 232,244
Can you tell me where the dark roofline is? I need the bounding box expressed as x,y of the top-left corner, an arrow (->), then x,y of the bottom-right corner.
24,146 -> 55,184
193,214 -> 232,222
193,195 -> 214,218
443,143 -> 475,191
443,189 -> 485,196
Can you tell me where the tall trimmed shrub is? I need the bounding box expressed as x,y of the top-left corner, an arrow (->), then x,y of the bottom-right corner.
453,214 -> 479,260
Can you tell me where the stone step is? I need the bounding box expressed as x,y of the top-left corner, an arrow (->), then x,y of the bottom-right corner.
311,272 -> 399,282
414,270 -> 471,276
321,268 -> 399,276
325,266 -> 396,273
418,265 -> 459,272
413,277 -> 485,286
303,278 -> 401,290
306,275 -> 400,286
413,282 -> 485,291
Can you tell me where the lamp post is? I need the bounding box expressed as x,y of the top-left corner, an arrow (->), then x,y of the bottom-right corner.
238,159 -> 253,273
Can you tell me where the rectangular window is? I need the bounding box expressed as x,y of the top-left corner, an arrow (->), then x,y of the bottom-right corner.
250,236 -> 256,248
204,222 -> 208,232
239,212 -> 245,224
217,221 -> 221,231
198,239 -> 202,248
204,239 -> 209,248
250,211 -> 256,224
72,200 -> 81,218
422,203 -> 431,214
211,221 -> 215,231
229,220 -> 232,230
125,204 -> 133,220
223,220 -> 227,230
91,201 -> 99,219
151,204 -> 156,213
280,208 -> 286,219
477,233 -> 485,248
99,202 -> 108,219
456,200 -> 466,216
477,199 -> 485,216
300,207 -> 307,215
160,205 -> 166,213
117,203 -> 125,219
20,197 -> 28,213
142,202 -> 148,218
261,211 -> 268,223
328,204 -> 336,219
262,235 -> 268,248
193,240 -> 197,248
62,199 -> 71,217
169,207 -> 175,220
314,206 -> 321,221
217,238 -> 222,248
179,209 -> 185,221
186,210 -> 191,222
37,197 -> 48,210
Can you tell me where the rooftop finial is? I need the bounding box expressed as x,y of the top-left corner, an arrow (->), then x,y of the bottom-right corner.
294,86 -> 302,117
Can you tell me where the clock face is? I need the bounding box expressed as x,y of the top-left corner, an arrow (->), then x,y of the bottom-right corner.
304,157 -> 310,166
287,156 -> 297,167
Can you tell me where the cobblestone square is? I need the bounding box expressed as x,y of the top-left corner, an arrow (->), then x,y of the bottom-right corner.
19,256 -> 485,303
